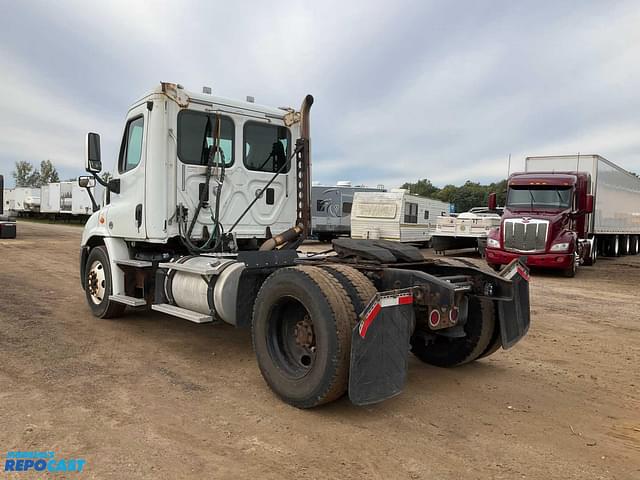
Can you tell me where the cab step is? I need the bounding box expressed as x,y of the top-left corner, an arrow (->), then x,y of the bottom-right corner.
151,303 -> 213,323
115,259 -> 153,268
109,294 -> 147,307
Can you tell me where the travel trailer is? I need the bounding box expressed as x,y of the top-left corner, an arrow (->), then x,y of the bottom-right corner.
311,182 -> 383,241
351,189 -> 452,244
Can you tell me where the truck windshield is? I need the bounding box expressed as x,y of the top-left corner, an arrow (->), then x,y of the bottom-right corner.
507,186 -> 572,209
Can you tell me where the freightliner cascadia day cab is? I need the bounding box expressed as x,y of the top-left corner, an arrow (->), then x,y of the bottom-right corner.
485,154 -> 640,277
78,82 -> 531,407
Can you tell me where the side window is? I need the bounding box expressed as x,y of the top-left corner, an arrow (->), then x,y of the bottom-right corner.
424,210 -> 429,220
342,202 -> 352,215
119,116 -> 144,173
244,122 -> 290,173
177,111 -> 234,166
316,199 -> 326,212
404,202 -> 418,223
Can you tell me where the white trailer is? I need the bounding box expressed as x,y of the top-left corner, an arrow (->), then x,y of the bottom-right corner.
3,188 -> 16,214
58,181 -> 94,215
525,155 -> 640,254
13,188 -> 40,213
351,189 -> 451,244
433,208 -> 502,254
40,183 -> 62,214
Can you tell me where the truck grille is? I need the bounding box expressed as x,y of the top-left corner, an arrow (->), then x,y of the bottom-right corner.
503,219 -> 549,252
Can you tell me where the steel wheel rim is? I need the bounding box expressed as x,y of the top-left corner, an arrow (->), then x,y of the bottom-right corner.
87,260 -> 106,305
266,296 -> 317,379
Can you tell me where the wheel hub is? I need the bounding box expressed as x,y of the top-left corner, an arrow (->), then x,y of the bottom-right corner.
87,260 -> 106,304
293,316 -> 315,350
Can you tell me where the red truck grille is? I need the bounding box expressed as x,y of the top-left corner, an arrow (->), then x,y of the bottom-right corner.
503,219 -> 549,252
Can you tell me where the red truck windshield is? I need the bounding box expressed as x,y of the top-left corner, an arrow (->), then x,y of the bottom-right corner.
507,186 -> 572,209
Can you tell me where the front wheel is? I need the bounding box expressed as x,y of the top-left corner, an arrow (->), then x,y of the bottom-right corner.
562,252 -> 578,278
84,246 -> 126,319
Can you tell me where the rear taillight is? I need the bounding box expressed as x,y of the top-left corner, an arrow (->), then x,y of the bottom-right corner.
429,309 -> 441,328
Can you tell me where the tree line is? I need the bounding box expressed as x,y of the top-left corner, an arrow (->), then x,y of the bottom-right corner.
401,178 -> 508,213
13,160 -> 62,187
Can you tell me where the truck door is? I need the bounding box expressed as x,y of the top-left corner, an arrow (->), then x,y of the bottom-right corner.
107,106 -> 147,239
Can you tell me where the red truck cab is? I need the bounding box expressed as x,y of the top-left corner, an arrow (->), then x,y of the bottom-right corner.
485,172 -> 594,277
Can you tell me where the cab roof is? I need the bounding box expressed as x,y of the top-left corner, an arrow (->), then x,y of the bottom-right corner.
133,82 -> 293,119
509,172 -> 584,187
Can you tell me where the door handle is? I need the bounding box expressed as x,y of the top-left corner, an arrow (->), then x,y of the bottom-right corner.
135,204 -> 143,230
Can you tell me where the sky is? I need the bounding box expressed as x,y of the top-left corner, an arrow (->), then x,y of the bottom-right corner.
1,0 -> 640,188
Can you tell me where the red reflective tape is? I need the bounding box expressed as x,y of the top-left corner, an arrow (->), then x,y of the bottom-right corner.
398,295 -> 414,305
359,303 -> 381,338
517,265 -> 530,282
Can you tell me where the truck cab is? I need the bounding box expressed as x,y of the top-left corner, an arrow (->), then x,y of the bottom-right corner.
485,172 -> 594,277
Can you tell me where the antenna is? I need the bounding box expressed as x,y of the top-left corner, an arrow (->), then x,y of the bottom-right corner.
507,153 -> 512,176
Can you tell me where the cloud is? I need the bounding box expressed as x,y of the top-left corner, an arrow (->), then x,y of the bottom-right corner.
1,0 -> 639,189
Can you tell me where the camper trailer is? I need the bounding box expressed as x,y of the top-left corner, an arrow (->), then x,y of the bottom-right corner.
351,189 -> 452,244
60,182 -> 95,215
311,182 -> 383,241
3,188 -> 15,215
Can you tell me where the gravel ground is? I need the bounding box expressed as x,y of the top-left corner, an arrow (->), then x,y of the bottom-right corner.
0,221 -> 638,479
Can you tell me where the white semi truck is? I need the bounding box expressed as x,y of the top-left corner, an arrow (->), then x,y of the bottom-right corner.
78,82 -> 531,408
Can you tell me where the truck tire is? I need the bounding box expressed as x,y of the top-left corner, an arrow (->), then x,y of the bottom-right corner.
583,239 -> 597,266
410,297 -> 495,367
252,266 -> 356,408
84,246 -> 126,319
562,252 -> 578,278
320,264 -> 377,320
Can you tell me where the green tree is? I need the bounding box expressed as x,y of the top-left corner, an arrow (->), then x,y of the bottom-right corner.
39,160 -> 60,184
401,178 -> 441,198
12,160 -> 40,187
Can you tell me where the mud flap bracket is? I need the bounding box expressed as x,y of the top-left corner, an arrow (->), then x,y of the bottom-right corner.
348,289 -> 415,406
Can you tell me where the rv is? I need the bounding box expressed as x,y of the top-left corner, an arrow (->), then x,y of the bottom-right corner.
13,188 -> 40,213
432,207 -> 503,255
311,182 -> 383,241
351,189 -> 452,244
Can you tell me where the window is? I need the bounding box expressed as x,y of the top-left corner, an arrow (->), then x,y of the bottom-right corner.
177,110 -> 234,166
404,202 -> 418,223
316,199 -> 326,212
119,116 -> 144,173
342,202 -> 352,215
506,186 -> 572,209
424,210 -> 429,220
244,122 -> 290,173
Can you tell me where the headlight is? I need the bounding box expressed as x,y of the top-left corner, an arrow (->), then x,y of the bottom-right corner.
550,242 -> 570,252
487,238 -> 500,248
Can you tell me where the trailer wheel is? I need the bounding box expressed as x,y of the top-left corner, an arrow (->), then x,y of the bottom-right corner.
84,246 -> 126,319
320,264 -> 377,321
252,266 -> 355,408
410,297 -> 495,367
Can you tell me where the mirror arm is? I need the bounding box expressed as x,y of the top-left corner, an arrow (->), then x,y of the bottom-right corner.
83,186 -> 99,213
89,171 -> 109,188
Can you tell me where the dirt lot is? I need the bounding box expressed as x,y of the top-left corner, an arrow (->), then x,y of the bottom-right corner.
0,222 -> 638,479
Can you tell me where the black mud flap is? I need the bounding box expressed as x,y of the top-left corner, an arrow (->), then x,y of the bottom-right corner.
497,259 -> 531,348
348,290 -> 415,406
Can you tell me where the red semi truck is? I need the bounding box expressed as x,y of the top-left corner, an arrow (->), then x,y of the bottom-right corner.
485,155 -> 640,277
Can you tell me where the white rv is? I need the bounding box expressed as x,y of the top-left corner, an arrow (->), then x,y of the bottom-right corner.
351,189 -> 452,244
40,183 -> 62,213
3,188 -> 16,214
432,207 -> 502,254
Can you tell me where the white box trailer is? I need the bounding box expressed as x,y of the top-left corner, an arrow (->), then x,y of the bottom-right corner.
525,155 -> 640,236
59,181 -> 94,215
3,188 -> 16,214
13,187 -> 41,212
351,189 -> 452,244
40,183 -> 62,213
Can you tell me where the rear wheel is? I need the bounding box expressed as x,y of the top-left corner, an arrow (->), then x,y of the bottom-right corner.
252,266 -> 355,408
410,298 -> 495,367
84,246 -> 126,319
320,264 -> 377,319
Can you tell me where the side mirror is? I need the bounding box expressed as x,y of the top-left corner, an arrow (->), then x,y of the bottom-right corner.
85,132 -> 102,173
585,194 -> 594,214
78,176 -> 96,189
488,192 -> 497,211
